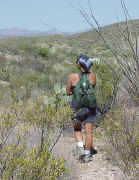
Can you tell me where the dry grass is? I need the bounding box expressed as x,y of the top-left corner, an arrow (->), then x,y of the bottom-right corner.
102,99 -> 139,180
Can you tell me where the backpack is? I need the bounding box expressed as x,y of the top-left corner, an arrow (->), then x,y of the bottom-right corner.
72,72 -> 97,109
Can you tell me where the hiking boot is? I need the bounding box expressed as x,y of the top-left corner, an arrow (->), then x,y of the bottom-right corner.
75,146 -> 85,160
90,147 -> 97,156
83,153 -> 92,163
83,145 -> 97,157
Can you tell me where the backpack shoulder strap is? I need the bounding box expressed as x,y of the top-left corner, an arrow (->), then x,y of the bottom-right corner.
80,72 -> 90,81
78,71 -> 90,78
77,72 -> 91,86
77,71 -> 83,78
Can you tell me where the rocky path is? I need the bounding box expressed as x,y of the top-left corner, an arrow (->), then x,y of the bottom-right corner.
53,128 -> 125,180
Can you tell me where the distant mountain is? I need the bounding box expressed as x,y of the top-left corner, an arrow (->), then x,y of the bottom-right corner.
0,28 -> 70,38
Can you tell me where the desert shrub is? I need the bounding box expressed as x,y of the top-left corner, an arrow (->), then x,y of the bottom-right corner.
0,66 -> 10,81
92,60 -> 120,116
38,48 -> 50,58
0,55 -> 8,66
0,97 -> 67,180
38,83 -> 72,127
31,61 -> 46,72
15,56 -> 37,70
103,105 -> 139,179
1,142 -> 65,180
9,71 -> 44,104
0,82 -> 11,106
78,5 -> 139,180
0,55 -> 14,81
19,43 -> 35,53
79,2 -> 139,106
17,38 -> 38,56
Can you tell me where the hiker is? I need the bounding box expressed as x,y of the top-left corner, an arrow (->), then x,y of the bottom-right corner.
66,54 -> 97,163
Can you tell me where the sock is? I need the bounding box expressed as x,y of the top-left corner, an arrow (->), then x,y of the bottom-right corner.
84,150 -> 90,155
77,141 -> 84,148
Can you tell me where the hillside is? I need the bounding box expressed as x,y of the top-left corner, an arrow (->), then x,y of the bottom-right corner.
70,19 -> 139,42
0,19 -> 138,180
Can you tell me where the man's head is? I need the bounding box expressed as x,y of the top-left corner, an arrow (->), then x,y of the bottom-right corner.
76,54 -> 93,72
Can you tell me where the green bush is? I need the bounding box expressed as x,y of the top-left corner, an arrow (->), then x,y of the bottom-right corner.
92,61 -> 120,115
38,48 -> 50,58
18,43 -> 37,56
0,99 -> 67,180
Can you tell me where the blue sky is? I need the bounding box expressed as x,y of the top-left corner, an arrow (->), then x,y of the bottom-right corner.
0,0 -> 139,33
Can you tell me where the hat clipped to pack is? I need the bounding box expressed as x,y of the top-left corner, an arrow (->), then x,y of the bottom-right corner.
76,54 -> 93,72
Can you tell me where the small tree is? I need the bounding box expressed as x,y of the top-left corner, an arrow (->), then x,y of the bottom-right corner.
0,100 -> 67,180
79,0 -> 139,104
78,1 -> 139,179
92,60 -> 120,116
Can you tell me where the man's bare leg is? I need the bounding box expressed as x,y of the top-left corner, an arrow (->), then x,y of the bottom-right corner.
72,121 -> 85,159
73,122 -> 83,142
84,122 -> 93,151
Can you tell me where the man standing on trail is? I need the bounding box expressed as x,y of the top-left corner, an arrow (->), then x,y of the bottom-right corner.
66,54 -> 97,163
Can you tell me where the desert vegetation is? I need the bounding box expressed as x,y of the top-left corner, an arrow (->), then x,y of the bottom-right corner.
78,1 -> 139,179
0,7 -> 139,179
0,38 -> 72,179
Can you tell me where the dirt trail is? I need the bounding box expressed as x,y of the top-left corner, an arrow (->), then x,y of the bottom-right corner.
53,128 -> 125,180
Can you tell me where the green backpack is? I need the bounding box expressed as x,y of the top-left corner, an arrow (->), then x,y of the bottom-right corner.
72,72 -> 97,109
